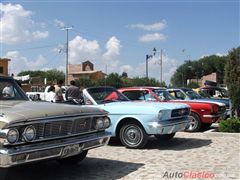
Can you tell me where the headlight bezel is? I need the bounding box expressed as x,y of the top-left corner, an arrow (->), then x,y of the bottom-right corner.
6,128 -> 19,144
95,118 -> 104,130
158,110 -> 163,120
22,125 -> 36,142
103,117 -> 111,128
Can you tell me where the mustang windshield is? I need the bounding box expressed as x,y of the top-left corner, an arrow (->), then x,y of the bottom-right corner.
87,87 -> 130,104
184,90 -> 203,99
152,89 -> 176,100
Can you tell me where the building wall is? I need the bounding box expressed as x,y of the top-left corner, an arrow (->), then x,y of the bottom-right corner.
0,58 -> 10,76
69,64 -> 81,73
201,73 -> 217,86
68,71 -> 105,84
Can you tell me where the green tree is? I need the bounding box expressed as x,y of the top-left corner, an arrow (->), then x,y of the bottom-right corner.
18,69 -> 65,85
75,79 -> 95,88
45,69 -> 65,84
130,77 -> 161,87
225,47 -> 240,117
171,55 -> 227,87
18,70 -> 45,78
105,73 -> 123,88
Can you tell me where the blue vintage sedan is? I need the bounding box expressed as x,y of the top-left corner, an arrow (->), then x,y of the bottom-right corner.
82,87 -> 190,149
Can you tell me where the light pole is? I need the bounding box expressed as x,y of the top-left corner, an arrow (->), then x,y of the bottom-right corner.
160,48 -> 163,84
61,26 -> 73,86
146,48 -> 157,79
146,54 -> 152,79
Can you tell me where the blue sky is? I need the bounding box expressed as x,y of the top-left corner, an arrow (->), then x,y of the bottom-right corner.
1,0 -> 239,85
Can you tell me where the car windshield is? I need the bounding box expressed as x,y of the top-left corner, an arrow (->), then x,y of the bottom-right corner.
184,90 -> 203,99
0,78 -> 28,100
219,89 -> 229,97
86,87 -> 130,104
152,89 -> 176,100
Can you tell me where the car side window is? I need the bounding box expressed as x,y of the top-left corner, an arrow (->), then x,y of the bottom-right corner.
122,91 -> 142,100
175,91 -> 185,100
141,90 -> 156,101
1,82 -> 15,99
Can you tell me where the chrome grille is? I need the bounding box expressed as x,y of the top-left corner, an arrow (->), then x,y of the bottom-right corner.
28,148 -> 62,160
218,106 -> 226,114
171,108 -> 190,118
33,117 -> 95,140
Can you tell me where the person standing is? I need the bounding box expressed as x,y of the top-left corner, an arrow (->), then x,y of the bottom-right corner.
65,80 -> 81,100
45,85 -> 56,102
54,80 -> 64,102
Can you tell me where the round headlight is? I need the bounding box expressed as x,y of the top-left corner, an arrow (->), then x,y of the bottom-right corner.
7,128 -> 19,144
103,117 -> 110,128
158,110 -> 163,120
23,126 -> 36,142
95,118 -> 104,130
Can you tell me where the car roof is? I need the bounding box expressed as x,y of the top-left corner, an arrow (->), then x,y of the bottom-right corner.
0,75 -> 13,79
118,87 -> 166,90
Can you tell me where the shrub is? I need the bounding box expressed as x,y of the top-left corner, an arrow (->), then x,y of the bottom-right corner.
219,118 -> 240,133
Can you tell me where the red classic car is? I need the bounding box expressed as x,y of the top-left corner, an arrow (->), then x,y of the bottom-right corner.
118,87 -> 226,132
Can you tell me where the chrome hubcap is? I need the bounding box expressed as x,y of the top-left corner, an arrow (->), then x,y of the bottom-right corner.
123,125 -> 142,146
187,116 -> 198,131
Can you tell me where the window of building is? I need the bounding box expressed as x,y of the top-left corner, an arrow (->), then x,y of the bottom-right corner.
0,67 -> 3,74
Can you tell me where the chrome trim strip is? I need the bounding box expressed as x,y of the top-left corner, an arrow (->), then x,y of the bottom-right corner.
0,131 -> 111,168
7,114 -> 107,128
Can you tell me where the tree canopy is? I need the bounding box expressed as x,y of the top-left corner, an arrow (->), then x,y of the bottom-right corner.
224,47 -> 240,117
18,69 -> 65,84
171,55 -> 227,87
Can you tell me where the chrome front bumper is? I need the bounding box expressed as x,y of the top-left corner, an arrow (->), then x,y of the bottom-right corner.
0,131 -> 111,168
147,118 -> 189,135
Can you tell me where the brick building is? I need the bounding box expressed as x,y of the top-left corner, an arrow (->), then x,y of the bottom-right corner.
0,58 -> 11,76
68,60 -> 105,83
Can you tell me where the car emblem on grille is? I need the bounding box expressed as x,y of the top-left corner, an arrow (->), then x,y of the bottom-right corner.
179,109 -> 185,115
79,121 -> 87,128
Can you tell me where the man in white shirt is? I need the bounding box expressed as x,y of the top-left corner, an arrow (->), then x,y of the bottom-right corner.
45,85 -> 56,102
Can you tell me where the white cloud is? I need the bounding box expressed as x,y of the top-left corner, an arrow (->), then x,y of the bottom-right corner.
128,20 -> 167,31
119,54 -> 178,85
139,33 -> 167,42
102,36 -> 122,72
54,19 -> 65,28
3,51 -> 48,74
68,35 -> 100,64
103,36 -> 121,59
0,3 -> 48,44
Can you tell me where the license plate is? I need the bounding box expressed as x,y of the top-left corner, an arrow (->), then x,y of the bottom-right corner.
62,144 -> 80,157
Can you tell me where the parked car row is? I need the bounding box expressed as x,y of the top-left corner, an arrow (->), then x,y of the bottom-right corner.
167,88 -> 230,117
118,87 -> 226,132
0,76 -> 227,175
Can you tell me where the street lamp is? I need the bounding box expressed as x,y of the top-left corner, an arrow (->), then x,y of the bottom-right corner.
146,48 -> 157,79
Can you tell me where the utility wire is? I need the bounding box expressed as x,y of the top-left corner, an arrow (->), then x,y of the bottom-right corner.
5,43 -> 59,52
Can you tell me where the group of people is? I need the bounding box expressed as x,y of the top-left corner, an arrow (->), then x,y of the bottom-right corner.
45,80 -> 82,103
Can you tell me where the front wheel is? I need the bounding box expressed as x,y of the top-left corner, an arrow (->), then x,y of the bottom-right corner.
154,133 -> 175,141
119,122 -> 148,149
185,112 -> 202,132
57,150 -> 88,165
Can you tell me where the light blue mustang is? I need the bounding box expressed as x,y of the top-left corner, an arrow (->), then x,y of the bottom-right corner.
82,87 -> 190,149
